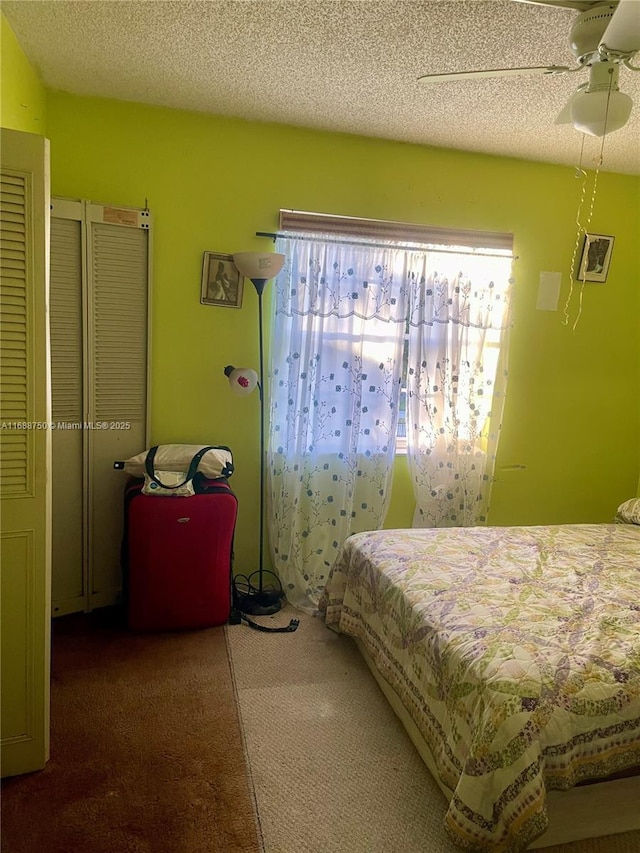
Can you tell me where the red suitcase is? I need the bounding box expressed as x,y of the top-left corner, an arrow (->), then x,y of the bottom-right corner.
123,477 -> 237,631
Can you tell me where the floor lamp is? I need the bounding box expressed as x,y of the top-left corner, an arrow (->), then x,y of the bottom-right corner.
224,251 -> 286,616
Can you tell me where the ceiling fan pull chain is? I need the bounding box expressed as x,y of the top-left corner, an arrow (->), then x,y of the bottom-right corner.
562,136 -> 588,328
567,139 -> 602,332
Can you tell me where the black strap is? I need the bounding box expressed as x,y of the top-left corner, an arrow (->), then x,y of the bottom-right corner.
144,445 -> 219,490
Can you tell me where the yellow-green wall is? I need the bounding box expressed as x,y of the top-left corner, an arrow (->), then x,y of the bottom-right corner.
43,91 -> 640,573
0,14 -> 46,133
4,23 -> 639,577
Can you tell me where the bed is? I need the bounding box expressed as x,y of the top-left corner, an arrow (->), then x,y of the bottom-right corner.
319,520 -> 640,852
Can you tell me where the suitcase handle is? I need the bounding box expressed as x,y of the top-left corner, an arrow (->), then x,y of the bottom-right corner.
144,445 -> 219,490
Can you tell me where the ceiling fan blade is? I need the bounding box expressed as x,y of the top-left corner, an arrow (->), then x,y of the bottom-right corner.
555,98 -> 576,123
513,0 -> 601,10
554,85 -> 588,123
599,0 -> 640,54
418,65 -> 571,84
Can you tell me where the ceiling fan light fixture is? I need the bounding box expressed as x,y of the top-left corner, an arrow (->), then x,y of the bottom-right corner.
569,88 -> 633,136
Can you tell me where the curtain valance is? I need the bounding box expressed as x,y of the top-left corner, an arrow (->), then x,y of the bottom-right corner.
279,209 -> 513,252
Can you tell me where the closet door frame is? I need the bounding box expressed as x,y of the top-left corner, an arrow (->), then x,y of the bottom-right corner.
49,198 -> 152,614
85,201 -> 152,610
49,198 -> 89,616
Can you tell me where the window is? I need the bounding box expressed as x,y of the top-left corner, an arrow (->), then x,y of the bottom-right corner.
275,211 -> 513,458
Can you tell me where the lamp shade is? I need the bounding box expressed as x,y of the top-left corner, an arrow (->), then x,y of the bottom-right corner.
233,252 -> 285,282
570,89 -> 633,137
224,365 -> 258,396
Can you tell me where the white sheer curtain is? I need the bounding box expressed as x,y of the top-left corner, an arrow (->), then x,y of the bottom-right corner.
267,237 -> 513,610
268,236 -> 408,612
406,251 -> 513,526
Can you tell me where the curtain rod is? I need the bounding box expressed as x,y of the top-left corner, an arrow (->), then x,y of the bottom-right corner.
255,231 -> 516,260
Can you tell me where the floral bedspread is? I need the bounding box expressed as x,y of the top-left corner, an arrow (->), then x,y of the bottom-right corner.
319,524 -> 640,852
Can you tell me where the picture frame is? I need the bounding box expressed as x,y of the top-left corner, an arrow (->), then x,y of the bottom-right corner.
201,252 -> 244,308
576,233 -> 615,283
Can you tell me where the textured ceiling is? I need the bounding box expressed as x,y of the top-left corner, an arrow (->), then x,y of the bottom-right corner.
4,0 -> 640,174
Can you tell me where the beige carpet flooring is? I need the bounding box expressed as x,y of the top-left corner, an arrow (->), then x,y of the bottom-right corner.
227,608 -> 640,853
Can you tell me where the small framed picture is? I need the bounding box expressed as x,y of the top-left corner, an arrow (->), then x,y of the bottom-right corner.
577,233 -> 615,283
201,252 -> 244,308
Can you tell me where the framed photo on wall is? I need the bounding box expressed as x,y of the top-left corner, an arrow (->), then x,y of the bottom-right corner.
201,252 -> 244,308
577,233 -> 615,283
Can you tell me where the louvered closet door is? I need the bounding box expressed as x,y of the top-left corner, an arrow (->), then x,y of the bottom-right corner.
87,206 -> 149,606
0,129 -> 51,777
0,174 -> 29,491
49,208 -> 85,615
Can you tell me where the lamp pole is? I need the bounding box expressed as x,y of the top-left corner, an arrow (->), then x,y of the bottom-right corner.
231,251 -> 286,614
253,278 -> 267,597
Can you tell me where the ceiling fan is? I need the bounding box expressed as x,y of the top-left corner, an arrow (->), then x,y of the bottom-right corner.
418,0 -> 640,136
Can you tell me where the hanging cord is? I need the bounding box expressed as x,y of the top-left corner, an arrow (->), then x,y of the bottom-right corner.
563,68 -> 613,331
562,135 -> 588,328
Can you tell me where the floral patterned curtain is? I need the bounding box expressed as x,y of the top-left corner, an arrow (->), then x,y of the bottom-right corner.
406,251 -> 513,527
268,237 -> 409,612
